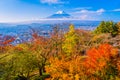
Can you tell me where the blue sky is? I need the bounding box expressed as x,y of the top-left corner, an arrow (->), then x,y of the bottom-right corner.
0,0 -> 120,22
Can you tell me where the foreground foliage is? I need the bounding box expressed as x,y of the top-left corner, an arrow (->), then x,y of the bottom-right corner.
0,23 -> 120,80
45,44 -> 120,80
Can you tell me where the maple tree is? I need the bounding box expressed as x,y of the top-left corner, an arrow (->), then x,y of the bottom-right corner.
84,44 -> 119,79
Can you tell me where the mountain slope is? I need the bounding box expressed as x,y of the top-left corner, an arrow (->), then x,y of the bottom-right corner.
47,10 -> 71,18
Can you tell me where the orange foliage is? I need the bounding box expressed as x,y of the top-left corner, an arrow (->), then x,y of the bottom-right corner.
45,44 -> 119,80
45,55 -> 84,80
84,44 -> 118,72
0,35 -> 15,46
31,32 -> 48,51
0,35 -> 15,52
2,37 -> 15,45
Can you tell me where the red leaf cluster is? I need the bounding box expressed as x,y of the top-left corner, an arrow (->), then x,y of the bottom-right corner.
84,44 -> 118,71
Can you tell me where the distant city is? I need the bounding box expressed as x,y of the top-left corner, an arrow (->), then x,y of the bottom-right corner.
0,11 -> 101,44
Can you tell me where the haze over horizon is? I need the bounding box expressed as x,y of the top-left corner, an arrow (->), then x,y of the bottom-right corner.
0,0 -> 120,22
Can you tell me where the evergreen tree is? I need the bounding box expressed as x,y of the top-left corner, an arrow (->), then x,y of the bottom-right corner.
93,21 -> 118,36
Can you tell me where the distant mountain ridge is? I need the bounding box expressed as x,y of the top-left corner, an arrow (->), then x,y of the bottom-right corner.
47,10 -> 71,18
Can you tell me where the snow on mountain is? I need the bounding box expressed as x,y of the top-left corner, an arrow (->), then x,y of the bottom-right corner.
47,10 -> 71,18
56,11 -> 66,14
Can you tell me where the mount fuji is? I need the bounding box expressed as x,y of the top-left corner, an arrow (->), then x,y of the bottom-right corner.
47,10 -> 71,18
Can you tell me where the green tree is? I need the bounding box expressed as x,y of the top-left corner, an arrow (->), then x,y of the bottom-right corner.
0,43 -> 39,80
94,21 -> 106,34
93,21 -> 118,36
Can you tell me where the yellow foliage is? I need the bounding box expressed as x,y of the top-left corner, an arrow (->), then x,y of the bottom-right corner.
16,44 -> 29,51
62,24 -> 78,55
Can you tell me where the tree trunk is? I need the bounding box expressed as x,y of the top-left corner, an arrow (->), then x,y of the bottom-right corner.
27,71 -> 30,80
38,66 -> 42,76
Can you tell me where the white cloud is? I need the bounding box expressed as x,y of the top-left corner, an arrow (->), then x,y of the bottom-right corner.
71,8 -> 105,20
40,0 -> 65,4
75,8 -> 105,15
112,8 -> 120,12
78,10 -> 88,13
96,9 -> 105,15
74,7 -> 92,10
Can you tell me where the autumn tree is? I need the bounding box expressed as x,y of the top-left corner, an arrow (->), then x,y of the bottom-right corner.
45,53 -> 86,80
0,35 -> 15,53
75,29 -> 93,54
115,22 -> 120,34
62,24 -> 79,56
84,44 -> 119,80
49,25 -> 64,56
30,31 -> 52,78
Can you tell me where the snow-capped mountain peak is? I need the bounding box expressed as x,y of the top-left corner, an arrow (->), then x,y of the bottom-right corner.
47,10 -> 71,18
56,10 -> 66,14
